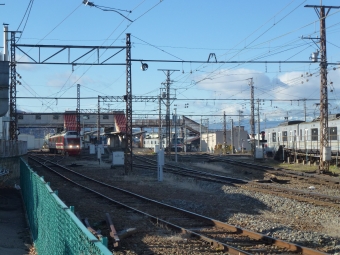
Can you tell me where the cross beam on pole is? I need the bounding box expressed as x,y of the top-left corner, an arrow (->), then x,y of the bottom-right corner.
305,4 -> 340,173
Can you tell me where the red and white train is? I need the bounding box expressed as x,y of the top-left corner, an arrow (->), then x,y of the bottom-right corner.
48,131 -> 81,155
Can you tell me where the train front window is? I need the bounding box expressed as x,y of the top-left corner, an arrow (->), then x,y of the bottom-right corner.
67,139 -> 79,145
282,131 -> 287,142
67,131 -> 78,136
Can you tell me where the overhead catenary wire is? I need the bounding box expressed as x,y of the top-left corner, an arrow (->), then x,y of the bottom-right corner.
41,1 -> 164,112
13,1 -> 340,118
16,0 -> 34,43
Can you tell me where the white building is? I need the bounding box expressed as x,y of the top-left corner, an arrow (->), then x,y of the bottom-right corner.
201,127 -> 250,153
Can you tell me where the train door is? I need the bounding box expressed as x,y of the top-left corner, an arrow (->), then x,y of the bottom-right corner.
304,129 -> 308,151
282,131 -> 287,149
311,128 -> 318,151
299,128 -> 302,149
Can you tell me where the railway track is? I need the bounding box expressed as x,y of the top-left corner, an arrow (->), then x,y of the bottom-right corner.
179,153 -> 340,185
28,154 -> 328,255
133,155 -> 340,209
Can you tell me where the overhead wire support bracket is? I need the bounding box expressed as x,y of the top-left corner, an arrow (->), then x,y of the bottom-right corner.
301,36 -> 320,49
83,0 -> 133,22
13,44 -> 127,65
207,53 -> 217,63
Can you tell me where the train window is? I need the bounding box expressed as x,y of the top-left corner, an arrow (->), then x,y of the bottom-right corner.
329,127 -> 337,140
272,132 -> 276,142
67,139 -> 78,145
300,129 -> 302,141
151,141 -> 153,145
103,115 -> 109,119
36,115 -> 41,120
311,128 -> 318,141
53,115 -> 59,120
18,114 -> 23,119
282,131 -> 287,142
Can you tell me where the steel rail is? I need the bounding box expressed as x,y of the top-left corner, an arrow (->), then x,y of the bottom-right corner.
202,154 -> 340,186
29,155 -> 328,255
28,155 -> 250,254
134,155 -> 340,208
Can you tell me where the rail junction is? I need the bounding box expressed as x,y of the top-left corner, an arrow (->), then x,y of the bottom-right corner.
25,150 -> 339,254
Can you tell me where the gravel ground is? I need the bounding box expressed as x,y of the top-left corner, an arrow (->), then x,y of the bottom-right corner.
57,152 -> 340,254
28,152 -> 340,254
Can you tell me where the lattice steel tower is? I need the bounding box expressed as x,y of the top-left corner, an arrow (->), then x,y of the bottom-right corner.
305,4 -> 340,172
158,69 -> 179,158
249,78 -> 255,160
125,33 -> 133,174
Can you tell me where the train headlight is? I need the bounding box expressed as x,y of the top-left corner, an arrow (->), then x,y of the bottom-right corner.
69,145 -> 73,148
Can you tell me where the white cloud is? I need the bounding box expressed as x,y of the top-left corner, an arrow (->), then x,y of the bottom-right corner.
196,68 -> 270,99
15,54 -> 38,71
186,67 -> 340,122
194,67 -> 340,101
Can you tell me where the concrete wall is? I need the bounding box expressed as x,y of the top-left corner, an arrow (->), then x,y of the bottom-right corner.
18,134 -> 35,149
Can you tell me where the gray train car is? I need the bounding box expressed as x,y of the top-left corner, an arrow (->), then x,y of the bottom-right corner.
265,114 -> 340,156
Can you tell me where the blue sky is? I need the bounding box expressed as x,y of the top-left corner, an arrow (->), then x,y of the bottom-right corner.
1,0 -> 340,130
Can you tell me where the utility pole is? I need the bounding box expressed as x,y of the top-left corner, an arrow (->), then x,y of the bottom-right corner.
206,118 -> 209,152
305,4 -> 340,172
97,96 -> 100,144
223,111 -> 227,154
9,30 -> 21,140
174,106 -> 178,162
304,99 -> 307,122
183,116 -> 186,154
257,99 -> 260,147
249,78 -> 255,160
158,69 -> 179,159
76,84 -> 80,137
125,33 -> 133,174
238,110 -> 243,152
230,119 -> 234,155
158,92 -> 162,149
200,117 -> 202,152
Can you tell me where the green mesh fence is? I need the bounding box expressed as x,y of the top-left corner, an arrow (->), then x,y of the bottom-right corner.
20,158 -> 112,255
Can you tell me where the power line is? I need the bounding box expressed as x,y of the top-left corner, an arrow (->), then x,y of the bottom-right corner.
83,1 -> 133,22
12,96 -> 325,102
16,0 -> 34,42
